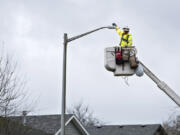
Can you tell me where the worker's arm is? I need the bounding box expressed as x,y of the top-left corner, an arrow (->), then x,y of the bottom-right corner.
112,23 -> 123,37
115,26 -> 123,37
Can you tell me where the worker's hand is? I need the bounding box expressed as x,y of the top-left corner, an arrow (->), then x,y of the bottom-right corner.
112,23 -> 117,27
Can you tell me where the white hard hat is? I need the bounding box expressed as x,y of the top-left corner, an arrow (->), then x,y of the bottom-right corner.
123,26 -> 130,32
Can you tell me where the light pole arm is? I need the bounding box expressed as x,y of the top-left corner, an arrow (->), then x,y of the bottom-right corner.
67,26 -> 114,42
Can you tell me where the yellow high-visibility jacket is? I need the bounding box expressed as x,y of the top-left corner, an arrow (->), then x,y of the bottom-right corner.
115,27 -> 133,47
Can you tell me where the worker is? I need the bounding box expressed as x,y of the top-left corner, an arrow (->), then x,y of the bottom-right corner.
112,23 -> 132,47
112,23 -> 138,68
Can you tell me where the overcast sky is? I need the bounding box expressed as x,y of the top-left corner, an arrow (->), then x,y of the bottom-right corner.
1,0 -> 180,125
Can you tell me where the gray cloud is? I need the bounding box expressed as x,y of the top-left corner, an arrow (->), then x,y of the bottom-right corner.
0,0 -> 180,124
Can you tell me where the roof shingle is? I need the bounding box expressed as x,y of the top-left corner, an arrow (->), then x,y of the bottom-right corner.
11,114 -> 73,134
86,124 -> 163,135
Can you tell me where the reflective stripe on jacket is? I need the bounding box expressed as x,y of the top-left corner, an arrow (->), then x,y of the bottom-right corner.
115,27 -> 133,47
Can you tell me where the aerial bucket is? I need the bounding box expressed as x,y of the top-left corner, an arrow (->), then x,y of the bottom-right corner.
104,46 -> 137,76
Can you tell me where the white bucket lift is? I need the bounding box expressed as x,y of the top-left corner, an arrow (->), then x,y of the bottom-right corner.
104,46 -> 137,76
105,47 -> 180,107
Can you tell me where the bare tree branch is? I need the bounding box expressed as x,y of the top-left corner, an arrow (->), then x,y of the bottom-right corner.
163,112 -> 180,135
0,46 -> 34,117
67,102 -> 103,126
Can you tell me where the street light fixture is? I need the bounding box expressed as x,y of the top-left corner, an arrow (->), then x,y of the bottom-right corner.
61,26 -> 114,135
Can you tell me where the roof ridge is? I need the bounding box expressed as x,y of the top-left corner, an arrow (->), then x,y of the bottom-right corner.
10,114 -> 74,117
87,124 -> 161,127
27,114 -> 73,117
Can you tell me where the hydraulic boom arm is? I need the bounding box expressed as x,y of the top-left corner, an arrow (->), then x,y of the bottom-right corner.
140,61 -> 180,107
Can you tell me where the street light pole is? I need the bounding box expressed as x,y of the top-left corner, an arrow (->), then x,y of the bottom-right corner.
61,26 -> 114,135
61,33 -> 68,135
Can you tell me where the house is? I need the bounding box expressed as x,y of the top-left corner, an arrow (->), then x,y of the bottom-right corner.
0,116 -> 50,135
11,114 -> 167,135
11,114 -> 88,135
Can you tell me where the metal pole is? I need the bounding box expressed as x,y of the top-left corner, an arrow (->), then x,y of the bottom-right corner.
61,33 -> 68,135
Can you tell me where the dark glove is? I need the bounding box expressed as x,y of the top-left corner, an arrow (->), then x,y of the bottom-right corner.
112,23 -> 117,27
